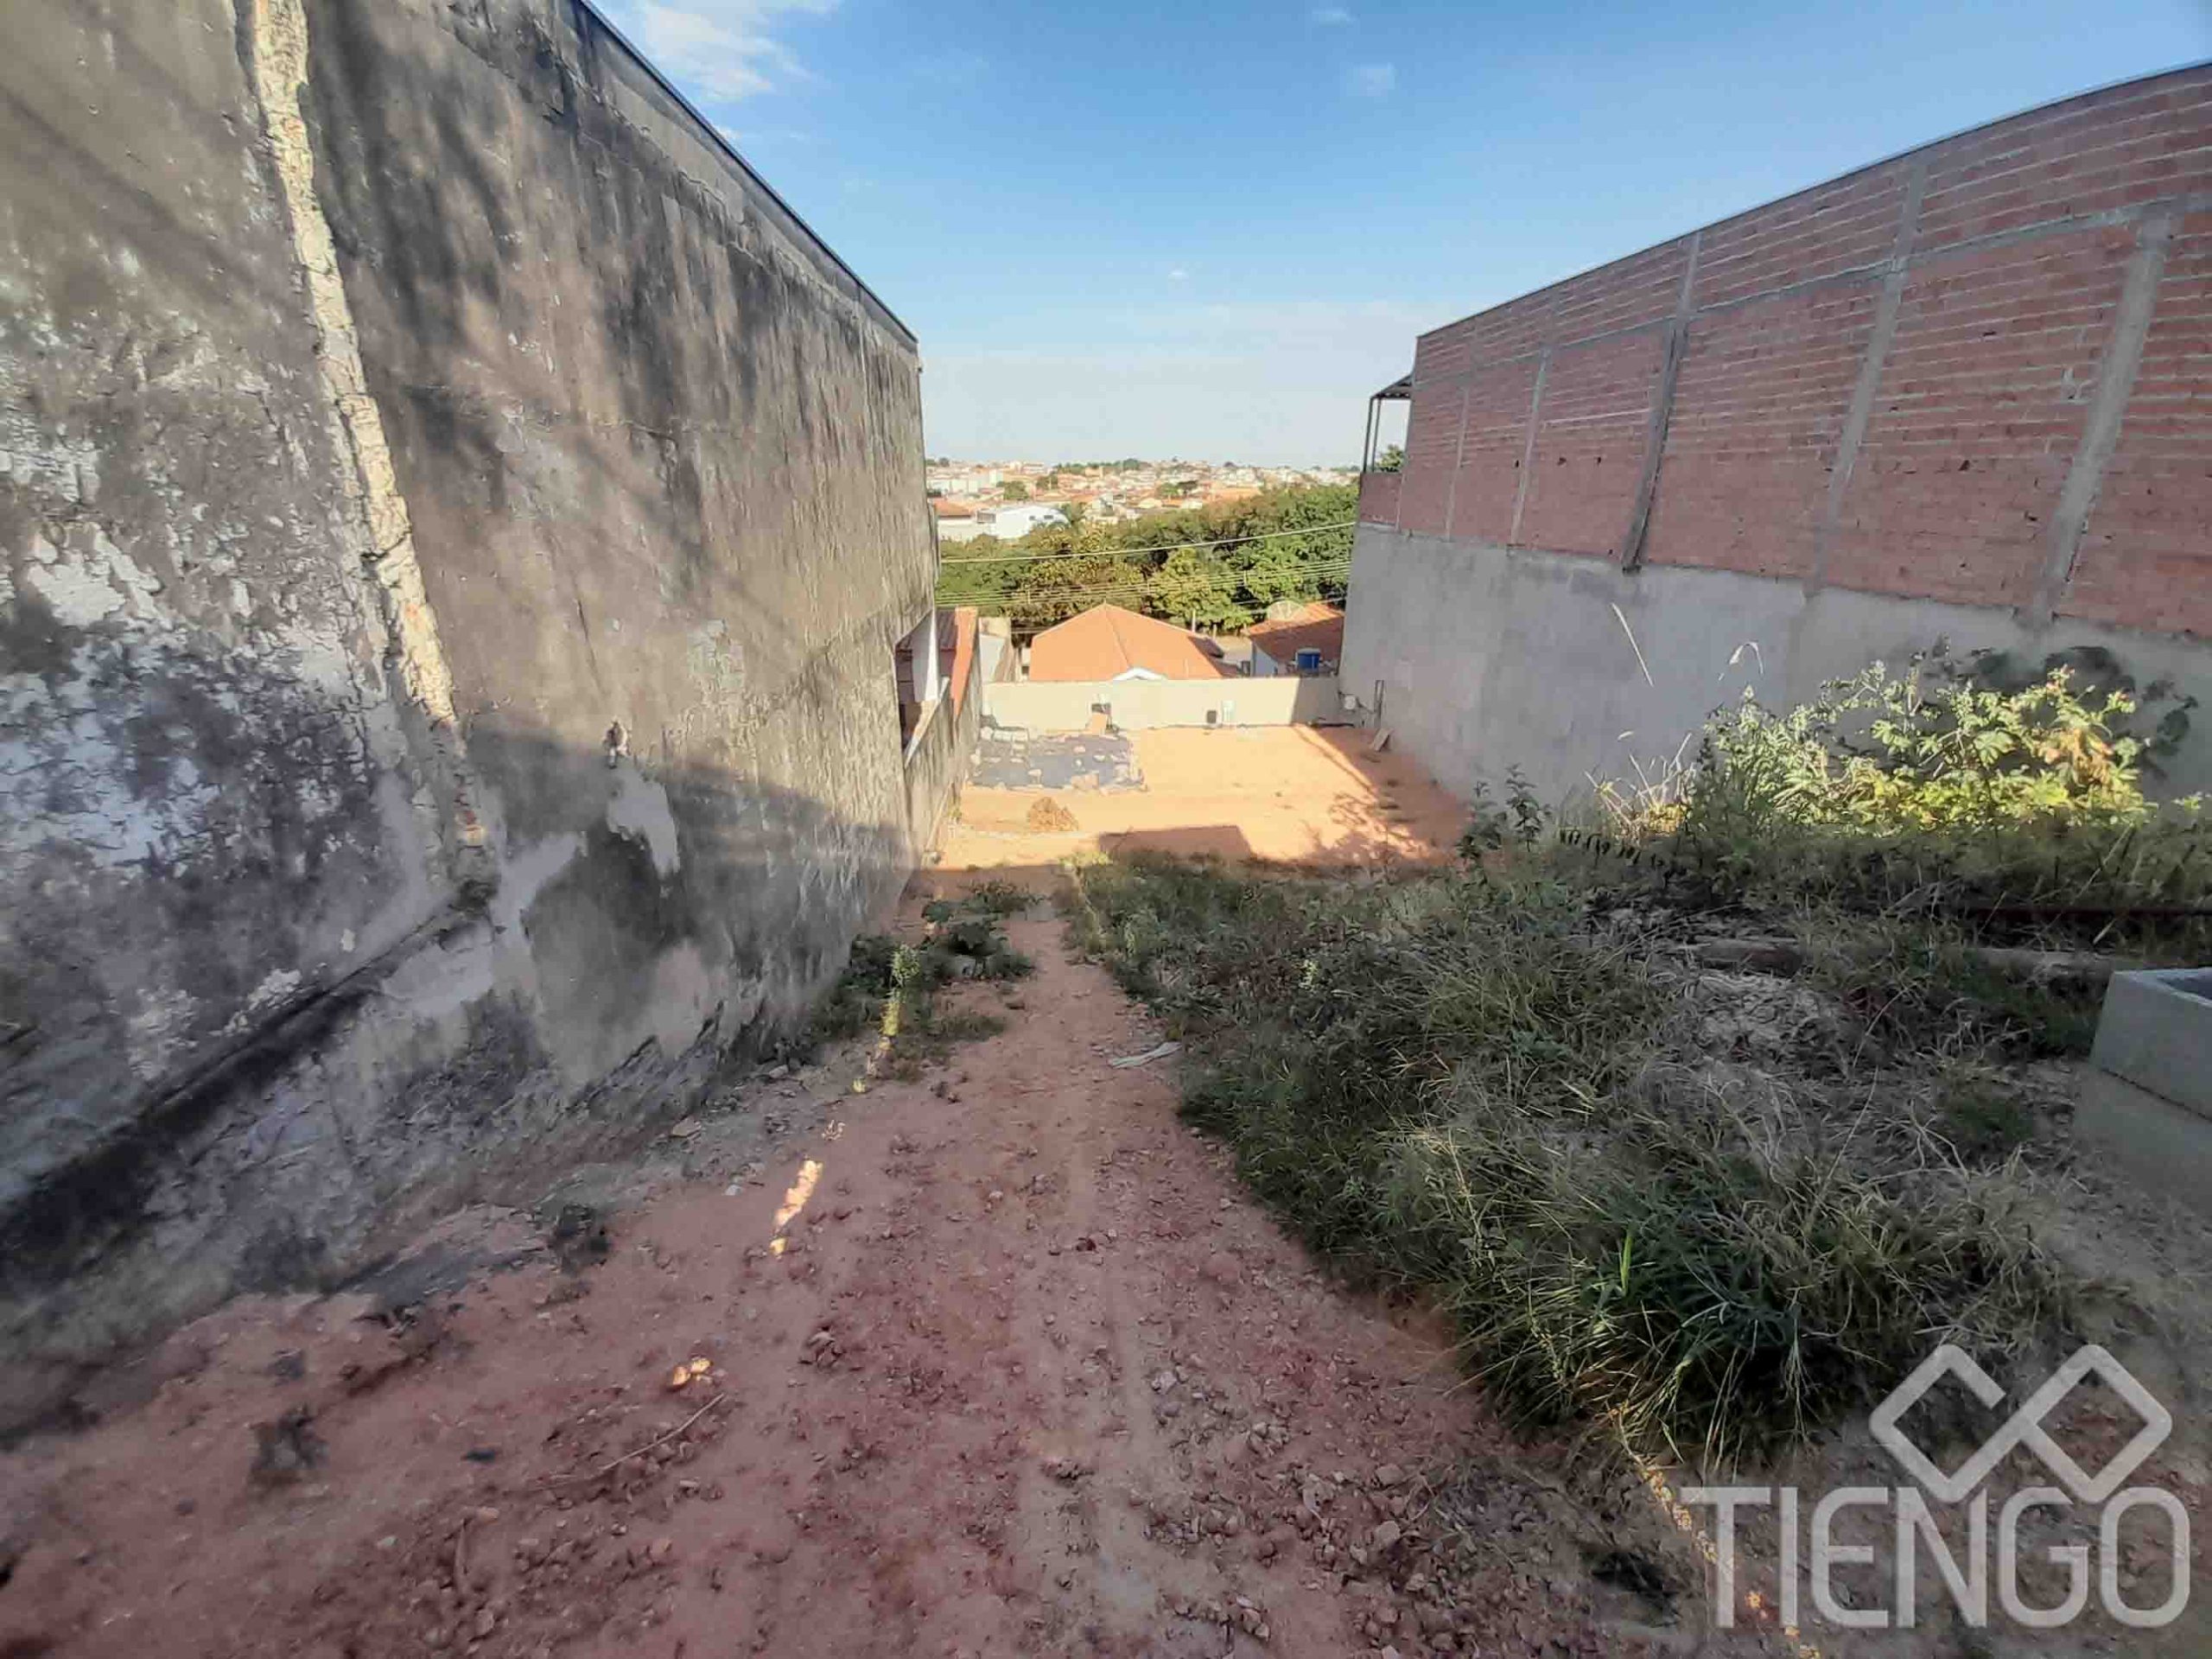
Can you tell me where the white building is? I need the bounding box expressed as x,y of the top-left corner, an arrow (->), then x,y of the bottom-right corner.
971,503 -> 1066,539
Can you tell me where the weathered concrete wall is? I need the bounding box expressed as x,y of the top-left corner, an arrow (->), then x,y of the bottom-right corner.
1349,67 -> 2212,810
0,0 -> 938,1426
984,676 -> 1344,732
905,615 -> 984,861
1344,527 -> 2212,808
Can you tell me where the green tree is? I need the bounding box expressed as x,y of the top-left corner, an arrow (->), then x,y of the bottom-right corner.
1373,443 -> 1405,474
934,536 -> 1020,612
1147,550 -> 1246,631
1001,479 -> 1031,501
937,481 -> 1358,626
1059,499 -> 1088,531
1008,555 -> 1144,631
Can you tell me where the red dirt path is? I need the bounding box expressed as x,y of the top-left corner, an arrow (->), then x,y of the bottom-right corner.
0,900 -> 1710,1659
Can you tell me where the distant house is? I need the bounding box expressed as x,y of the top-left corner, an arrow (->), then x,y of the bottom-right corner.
1248,601 -> 1344,677
974,502 -> 1067,539
933,499 -> 991,543
1205,634 -> 1255,676
1027,604 -> 1228,683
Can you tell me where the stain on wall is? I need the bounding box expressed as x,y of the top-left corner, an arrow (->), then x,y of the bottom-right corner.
0,0 -> 939,1428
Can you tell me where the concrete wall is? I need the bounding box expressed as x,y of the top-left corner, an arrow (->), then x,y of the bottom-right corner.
984,677 -> 1344,732
1344,528 -> 2212,807
0,0 -> 938,1426
906,627 -> 986,858
1349,67 -> 2212,808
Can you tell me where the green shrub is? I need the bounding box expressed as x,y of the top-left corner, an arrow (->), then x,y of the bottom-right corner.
1633,652 -> 2211,918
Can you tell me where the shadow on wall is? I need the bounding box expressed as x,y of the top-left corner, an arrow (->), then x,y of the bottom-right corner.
0,0 -> 940,1438
0,709 -> 908,1439
298,0 -> 927,626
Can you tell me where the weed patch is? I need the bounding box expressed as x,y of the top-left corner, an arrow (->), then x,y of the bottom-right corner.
805,896 -> 1033,1070
1596,650 -> 2212,934
1073,855 -> 2074,1469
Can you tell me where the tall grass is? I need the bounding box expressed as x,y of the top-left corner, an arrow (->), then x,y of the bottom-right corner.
1074,857 -> 2072,1469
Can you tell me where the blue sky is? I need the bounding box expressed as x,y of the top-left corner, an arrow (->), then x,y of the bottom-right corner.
601,1 -> 2211,465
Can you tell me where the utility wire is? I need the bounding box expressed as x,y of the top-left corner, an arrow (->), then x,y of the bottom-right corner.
937,518 -> 1357,566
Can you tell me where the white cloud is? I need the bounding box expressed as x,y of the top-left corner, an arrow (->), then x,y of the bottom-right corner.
1345,61 -> 1395,97
613,1 -> 836,103
1310,5 -> 1353,22
1167,267 -> 1190,282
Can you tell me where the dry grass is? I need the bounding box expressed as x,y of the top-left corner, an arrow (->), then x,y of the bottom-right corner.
1071,854 -> 2078,1471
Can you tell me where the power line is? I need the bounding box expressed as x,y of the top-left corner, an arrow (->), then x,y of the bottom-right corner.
937,519 -> 1357,566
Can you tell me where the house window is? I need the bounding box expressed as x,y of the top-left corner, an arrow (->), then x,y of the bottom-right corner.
1295,648 -> 1323,674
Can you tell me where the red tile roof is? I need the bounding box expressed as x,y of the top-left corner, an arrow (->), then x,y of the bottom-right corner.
1028,605 -> 1228,683
1247,602 -> 1344,668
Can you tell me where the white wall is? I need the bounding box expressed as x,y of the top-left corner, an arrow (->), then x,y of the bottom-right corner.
983,676 -> 1343,732
1341,527 -> 2212,808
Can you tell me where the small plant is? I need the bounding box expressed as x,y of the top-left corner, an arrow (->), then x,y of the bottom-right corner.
1504,766 -> 1550,849
962,879 -> 1034,918
1459,781 -> 1508,858
802,897 -> 1033,1062
1459,766 -> 1552,861
1930,1076 -> 2038,1163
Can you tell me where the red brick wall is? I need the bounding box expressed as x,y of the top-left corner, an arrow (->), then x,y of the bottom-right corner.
1357,468 -> 1402,526
1644,283 -> 1879,578
1822,230 -> 2128,606
1446,359 -> 1541,543
1389,67 -> 2212,636
2063,211 -> 2212,637
1517,331 -> 1667,557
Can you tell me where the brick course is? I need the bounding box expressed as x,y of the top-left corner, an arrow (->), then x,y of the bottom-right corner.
2062,212 -> 2212,636
1517,332 -> 1665,558
1391,67 -> 2212,637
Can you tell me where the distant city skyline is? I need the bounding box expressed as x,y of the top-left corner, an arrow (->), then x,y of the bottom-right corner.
601,1 -> 2209,463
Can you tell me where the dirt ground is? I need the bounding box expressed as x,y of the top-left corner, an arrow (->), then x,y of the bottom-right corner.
0,892 -> 1721,1659
938,728 -> 1465,869
9,726 -> 2205,1656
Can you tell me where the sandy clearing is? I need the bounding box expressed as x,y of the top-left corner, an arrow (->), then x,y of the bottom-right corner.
938,727 -> 1466,868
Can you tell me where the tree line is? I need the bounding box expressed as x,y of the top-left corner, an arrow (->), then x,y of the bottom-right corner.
934,484 -> 1354,633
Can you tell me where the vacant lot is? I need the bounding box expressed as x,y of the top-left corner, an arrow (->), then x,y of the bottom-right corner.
941,726 -> 1465,868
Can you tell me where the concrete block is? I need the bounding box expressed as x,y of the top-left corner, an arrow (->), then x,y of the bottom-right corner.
2075,1069 -> 2212,1218
2090,969 -> 2212,1122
